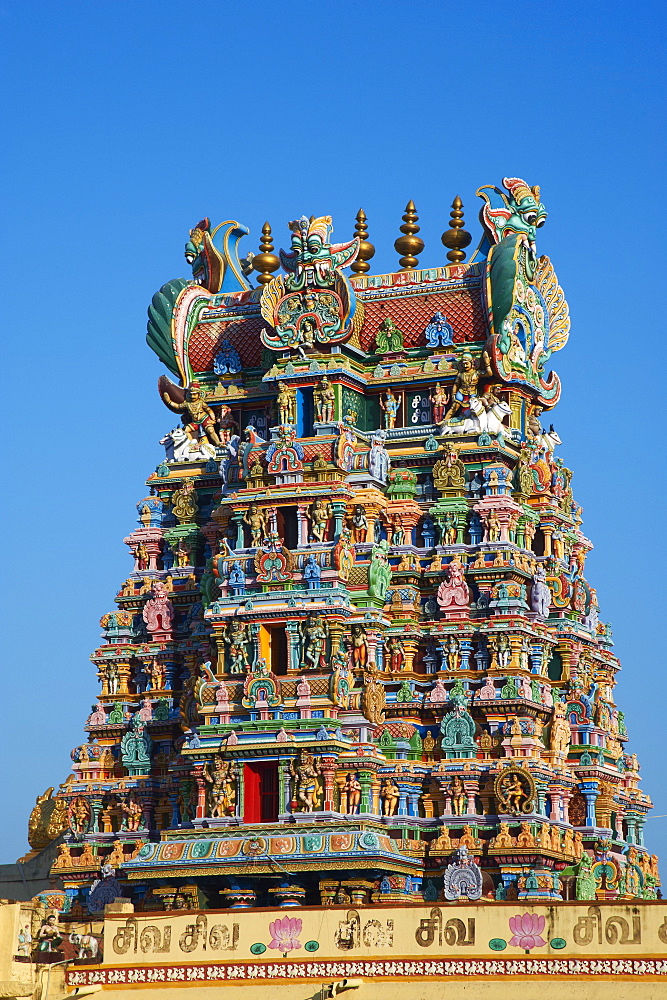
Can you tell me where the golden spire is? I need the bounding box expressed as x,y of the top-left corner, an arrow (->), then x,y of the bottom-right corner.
441,196 -> 472,264
394,199 -> 424,270
350,208 -> 376,275
252,222 -> 281,285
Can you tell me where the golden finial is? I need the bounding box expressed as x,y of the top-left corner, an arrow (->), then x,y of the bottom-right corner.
394,199 -> 424,270
253,222 -> 281,285
441,196 -> 472,264
350,208 -> 376,275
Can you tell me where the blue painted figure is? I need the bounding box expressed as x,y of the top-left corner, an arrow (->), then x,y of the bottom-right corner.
228,560 -> 246,596
213,340 -> 242,375
424,311 -> 454,348
303,554 -> 321,589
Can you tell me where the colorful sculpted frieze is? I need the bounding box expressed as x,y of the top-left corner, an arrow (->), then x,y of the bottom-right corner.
22,178 -> 658,957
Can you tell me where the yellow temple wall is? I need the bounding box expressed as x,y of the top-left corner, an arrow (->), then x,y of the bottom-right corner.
2,900 -> 666,999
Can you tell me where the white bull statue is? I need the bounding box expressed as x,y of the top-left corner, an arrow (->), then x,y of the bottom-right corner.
160,427 -> 217,462
440,398 -> 511,437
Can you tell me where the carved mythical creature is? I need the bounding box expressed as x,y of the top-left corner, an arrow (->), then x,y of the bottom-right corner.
280,216 -> 359,291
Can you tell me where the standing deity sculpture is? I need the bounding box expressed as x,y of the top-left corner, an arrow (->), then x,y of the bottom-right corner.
387,636 -> 405,672
550,701 -> 572,756
161,382 -> 221,450
531,565 -> 551,617
381,778 -> 400,816
224,620 -> 250,674
368,540 -> 391,600
301,614 -> 328,670
276,382 -> 297,425
449,776 -> 466,816
350,504 -> 368,544
368,431 -> 391,482
341,773 -> 362,815
430,382 -> 448,423
361,660 -> 385,724
380,389 -> 400,429
313,376 -> 335,423
334,527 -> 355,581
290,750 -> 322,812
203,755 -> 236,817
309,498 -> 332,542
244,504 -> 267,547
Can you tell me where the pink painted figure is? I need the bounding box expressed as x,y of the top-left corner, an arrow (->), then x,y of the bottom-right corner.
137,698 -> 153,721
429,679 -> 448,703
541,685 -> 554,708
477,678 -> 496,701
87,704 -> 107,725
519,677 -> 532,699
142,581 -> 174,633
215,683 -> 231,712
437,557 -> 470,609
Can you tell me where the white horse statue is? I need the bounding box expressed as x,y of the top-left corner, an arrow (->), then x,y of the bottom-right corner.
440,397 -> 511,437
160,427 -> 217,462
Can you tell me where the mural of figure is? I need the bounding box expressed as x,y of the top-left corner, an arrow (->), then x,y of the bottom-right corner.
380,389 -> 400,429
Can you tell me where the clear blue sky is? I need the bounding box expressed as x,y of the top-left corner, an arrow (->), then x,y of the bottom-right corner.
1,0 -> 666,863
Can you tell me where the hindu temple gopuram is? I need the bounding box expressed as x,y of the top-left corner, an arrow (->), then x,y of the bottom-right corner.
11,178 -> 666,997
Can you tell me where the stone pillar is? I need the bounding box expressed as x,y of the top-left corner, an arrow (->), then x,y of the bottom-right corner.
358,770 -> 374,814
542,524 -> 553,557
459,639 -> 473,671
320,756 -> 336,812
118,660 -> 132,696
581,782 -> 599,827
397,783 -> 410,817
231,511 -> 245,549
297,505 -> 310,546
279,759 -> 291,814
331,500 -> 346,541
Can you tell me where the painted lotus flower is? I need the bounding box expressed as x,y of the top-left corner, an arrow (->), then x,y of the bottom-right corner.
268,915 -> 302,952
508,913 -> 546,950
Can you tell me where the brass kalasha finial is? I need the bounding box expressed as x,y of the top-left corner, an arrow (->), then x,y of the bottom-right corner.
394,199 -> 425,271
253,222 -> 281,285
350,208 -> 376,275
441,196 -> 472,264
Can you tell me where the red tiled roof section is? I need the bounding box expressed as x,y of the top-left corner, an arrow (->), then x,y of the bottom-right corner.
188,317 -> 264,373
359,285 -> 487,352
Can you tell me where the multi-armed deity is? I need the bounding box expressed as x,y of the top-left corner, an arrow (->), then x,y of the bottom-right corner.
27,178 -> 658,927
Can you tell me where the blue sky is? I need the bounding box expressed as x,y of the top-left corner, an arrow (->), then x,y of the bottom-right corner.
1,0 -> 666,863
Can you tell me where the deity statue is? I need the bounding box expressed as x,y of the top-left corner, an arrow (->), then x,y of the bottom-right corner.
350,624 -> 368,669
290,749 -> 322,812
224,620 -> 250,674
309,498 -> 332,542
276,381 -> 297,425
380,389 -> 400,429
387,637 -> 405,672
449,776 -> 466,816
368,431 -> 391,483
429,382 -> 448,423
443,351 -> 492,422
361,660 -> 385,724
334,527 -> 355,581
136,542 -> 149,571
350,504 -> 368,544
37,914 -> 63,954
303,553 -> 321,589
550,701 -> 572,756
301,614 -> 328,670
162,382 -> 221,449
381,778 -> 399,816
175,537 -> 191,568
313,376 -> 335,423
368,540 -> 391,600
530,565 -> 551,617
437,557 -> 470,610
120,714 -> 152,775
203,755 -> 236,817
243,504 -> 267,547
442,511 -> 458,545
341,772 -> 362,815
495,768 -> 534,815
142,580 -> 174,633
121,795 -> 144,832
